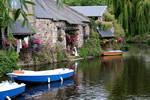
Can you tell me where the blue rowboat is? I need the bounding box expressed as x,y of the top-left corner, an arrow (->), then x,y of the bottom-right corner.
0,81 -> 25,100
7,68 -> 74,83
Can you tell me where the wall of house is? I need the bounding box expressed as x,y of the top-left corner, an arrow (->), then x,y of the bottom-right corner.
33,19 -> 90,49
32,19 -> 67,50
77,23 -> 90,48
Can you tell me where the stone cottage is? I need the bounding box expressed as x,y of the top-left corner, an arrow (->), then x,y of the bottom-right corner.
16,0 -> 90,65
29,0 -> 90,50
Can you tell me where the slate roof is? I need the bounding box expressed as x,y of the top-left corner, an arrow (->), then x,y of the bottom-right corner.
97,29 -> 115,38
10,20 -> 34,35
34,1 -> 53,19
35,0 -> 90,24
71,6 -> 107,17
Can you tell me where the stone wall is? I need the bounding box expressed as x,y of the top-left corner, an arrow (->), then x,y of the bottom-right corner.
77,23 -> 90,48
32,19 -> 67,50
32,18 -> 90,50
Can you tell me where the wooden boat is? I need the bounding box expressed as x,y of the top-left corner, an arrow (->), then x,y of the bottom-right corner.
7,68 -> 74,83
102,50 -> 123,56
0,81 -> 25,100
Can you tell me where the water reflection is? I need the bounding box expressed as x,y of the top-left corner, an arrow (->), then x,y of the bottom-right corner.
108,56 -> 150,100
14,79 -> 73,100
2,43 -> 150,100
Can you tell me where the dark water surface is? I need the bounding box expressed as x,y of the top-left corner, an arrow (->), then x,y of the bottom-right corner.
2,43 -> 150,100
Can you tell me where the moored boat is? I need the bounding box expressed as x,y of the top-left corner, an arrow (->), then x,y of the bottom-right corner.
102,50 -> 123,56
0,81 -> 25,100
7,68 -> 74,83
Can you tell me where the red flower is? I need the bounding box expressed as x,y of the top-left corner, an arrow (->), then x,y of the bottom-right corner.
22,43 -> 29,48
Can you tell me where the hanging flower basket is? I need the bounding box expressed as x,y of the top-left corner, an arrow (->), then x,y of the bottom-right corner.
58,36 -> 64,42
29,37 -> 41,52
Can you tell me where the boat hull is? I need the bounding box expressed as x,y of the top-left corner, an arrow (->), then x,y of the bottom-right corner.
0,85 -> 25,100
102,51 -> 123,56
8,71 -> 74,83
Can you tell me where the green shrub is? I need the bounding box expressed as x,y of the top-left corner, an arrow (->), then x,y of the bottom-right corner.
79,31 -> 102,58
56,46 -> 67,61
0,50 -> 19,75
79,47 -> 88,58
104,12 -> 115,21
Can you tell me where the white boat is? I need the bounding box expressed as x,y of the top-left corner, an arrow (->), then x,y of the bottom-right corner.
0,81 -> 26,100
7,68 -> 74,83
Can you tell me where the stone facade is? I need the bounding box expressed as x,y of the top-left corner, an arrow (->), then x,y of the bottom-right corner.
18,0 -> 90,65
31,19 -> 90,50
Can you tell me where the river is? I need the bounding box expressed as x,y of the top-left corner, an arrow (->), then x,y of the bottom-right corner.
2,43 -> 150,100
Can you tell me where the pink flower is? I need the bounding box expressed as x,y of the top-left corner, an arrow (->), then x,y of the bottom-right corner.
119,37 -> 123,41
67,35 -> 71,39
34,39 -> 41,45
5,40 -> 10,45
23,43 -> 29,48
62,36 -> 64,41
75,32 -> 78,36
73,37 -> 77,41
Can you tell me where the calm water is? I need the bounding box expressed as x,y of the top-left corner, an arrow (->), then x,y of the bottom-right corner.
2,43 -> 150,100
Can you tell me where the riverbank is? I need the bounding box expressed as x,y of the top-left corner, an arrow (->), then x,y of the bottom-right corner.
126,35 -> 150,43
18,56 -> 95,67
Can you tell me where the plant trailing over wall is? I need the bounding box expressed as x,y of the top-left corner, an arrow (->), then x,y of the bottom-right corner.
99,22 -> 112,31
0,50 -> 19,75
104,12 -> 115,21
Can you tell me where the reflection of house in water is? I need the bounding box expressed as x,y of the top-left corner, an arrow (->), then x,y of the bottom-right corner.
101,56 -> 123,72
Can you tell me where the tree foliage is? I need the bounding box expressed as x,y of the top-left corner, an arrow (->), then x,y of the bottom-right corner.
0,0 -> 36,50
64,0 -> 108,6
107,0 -> 150,37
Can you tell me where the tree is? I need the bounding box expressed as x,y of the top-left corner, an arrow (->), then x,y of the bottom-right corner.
0,0 -> 35,49
107,0 -> 150,37
64,0 -> 108,6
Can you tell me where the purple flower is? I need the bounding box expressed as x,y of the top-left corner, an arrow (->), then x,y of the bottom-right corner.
83,35 -> 88,39
36,46 -> 40,52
